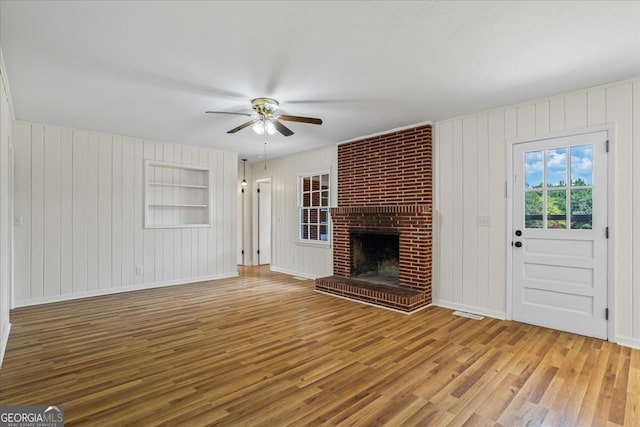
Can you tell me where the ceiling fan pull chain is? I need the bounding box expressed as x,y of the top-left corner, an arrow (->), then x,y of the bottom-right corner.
264,141 -> 267,170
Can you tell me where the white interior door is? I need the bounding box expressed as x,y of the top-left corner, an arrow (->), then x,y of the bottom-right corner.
512,130 -> 608,339
257,181 -> 271,265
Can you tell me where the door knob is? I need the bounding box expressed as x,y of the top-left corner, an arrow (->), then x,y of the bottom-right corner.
514,241 -> 523,248
515,230 -> 522,236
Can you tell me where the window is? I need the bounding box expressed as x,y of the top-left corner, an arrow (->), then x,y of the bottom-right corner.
299,173 -> 330,242
523,144 -> 593,230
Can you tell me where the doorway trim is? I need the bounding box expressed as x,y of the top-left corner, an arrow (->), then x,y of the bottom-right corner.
252,177 -> 272,266
506,123 -> 615,341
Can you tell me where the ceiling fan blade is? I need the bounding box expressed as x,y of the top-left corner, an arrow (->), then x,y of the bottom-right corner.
227,119 -> 257,134
273,119 -> 294,137
206,111 -> 253,116
278,114 -> 323,125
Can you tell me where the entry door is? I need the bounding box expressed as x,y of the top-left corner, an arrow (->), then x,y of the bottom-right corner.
257,181 -> 271,265
512,130 -> 608,339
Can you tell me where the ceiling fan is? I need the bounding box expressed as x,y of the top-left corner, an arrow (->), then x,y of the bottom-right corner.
206,97 -> 322,137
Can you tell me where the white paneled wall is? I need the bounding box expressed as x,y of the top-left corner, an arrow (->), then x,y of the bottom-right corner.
13,122 -> 238,307
0,53 -> 13,367
250,145 -> 337,279
434,77 -> 640,345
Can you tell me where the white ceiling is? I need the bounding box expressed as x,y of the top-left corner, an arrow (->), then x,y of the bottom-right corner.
1,1 -> 639,162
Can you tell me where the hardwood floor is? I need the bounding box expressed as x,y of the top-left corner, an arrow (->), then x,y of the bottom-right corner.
1,266 -> 639,426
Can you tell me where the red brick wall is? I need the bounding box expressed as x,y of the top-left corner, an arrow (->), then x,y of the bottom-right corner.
338,125 -> 432,207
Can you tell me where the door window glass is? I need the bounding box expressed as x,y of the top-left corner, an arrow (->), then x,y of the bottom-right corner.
546,148 -> 567,187
571,145 -> 593,186
547,190 -> 567,229
571,189 -> 593,229
524,151 -> 543,189
523,144 -> 593,230
525,191 -> 543,228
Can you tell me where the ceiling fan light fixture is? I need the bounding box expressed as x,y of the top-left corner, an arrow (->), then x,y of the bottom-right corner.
265,120 -> 276,135
207,97 -> 321,137
252,119 -> 276,136
252,120 -> 265,135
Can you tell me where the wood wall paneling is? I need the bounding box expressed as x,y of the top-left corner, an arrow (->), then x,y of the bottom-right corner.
98,134 -> 112,290
13,123 -> 31,302
476,114 -> 489,310
633,81 -> 640,338
87,133 -> 99,292
452,120 -> 464,303
606,84 -> 633,338
71,131 -> 88,294
12,123 -> 238,306
111,136 -> 123,288
435,121 -> 453,303
516,104 -> 536,139
564,92 -> 588,129
43,126 -> 61,297
121,138 -> 135,287
588,88 -> 607,126
462,117 -> 479,307
60,129 -> 73,295
549,97 -> 565,132
30,125 -> 44,300
0,68 -> 13,366
487,110 -> 506,313
133,139 -> 144,286
535,101 -> 550,135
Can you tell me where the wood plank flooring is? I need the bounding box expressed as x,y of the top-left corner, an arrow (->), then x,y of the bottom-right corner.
1,266 -> 639,426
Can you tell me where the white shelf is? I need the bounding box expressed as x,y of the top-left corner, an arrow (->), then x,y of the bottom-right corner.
145,223 -> 211,229
144,160 -> 211,228
149,182 -> 208,189
149,203 -> 208,208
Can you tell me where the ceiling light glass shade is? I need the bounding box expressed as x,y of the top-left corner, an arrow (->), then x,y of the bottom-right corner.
265,120 -> 276,135
252,119 -> 277,136
252,121 -> 265,135
241,178 -> 248,187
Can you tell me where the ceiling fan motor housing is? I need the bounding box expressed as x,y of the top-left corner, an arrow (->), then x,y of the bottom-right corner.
251,97 -> 279,117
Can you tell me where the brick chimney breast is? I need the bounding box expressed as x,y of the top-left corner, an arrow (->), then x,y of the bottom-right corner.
316,124 -> 433,312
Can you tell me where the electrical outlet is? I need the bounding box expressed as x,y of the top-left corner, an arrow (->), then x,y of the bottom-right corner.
135,266 -> 143,275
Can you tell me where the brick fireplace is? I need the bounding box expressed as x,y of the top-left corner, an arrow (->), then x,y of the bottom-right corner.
316,124 -> 433,312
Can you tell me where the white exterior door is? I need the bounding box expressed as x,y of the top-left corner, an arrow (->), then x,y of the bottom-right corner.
512,130 -> 609,339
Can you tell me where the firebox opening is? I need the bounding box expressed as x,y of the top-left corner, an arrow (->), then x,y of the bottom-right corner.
350,232 -> 399,286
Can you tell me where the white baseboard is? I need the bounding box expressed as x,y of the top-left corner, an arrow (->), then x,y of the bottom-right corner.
269,266 -> 318,280
615,335 -> 640,350
13,272 -> 239,308
0,322 -> 11,370
434,299 -> 506,320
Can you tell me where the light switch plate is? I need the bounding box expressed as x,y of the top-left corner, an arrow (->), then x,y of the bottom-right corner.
477,215 -> 492,226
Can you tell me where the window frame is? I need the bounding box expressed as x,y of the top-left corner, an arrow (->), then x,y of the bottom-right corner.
297,171 -> 331,245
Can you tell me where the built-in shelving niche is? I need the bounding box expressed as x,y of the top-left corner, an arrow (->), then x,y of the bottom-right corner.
144,160 -> 211,228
